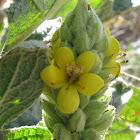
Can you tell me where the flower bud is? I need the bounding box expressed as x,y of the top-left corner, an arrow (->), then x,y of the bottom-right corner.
69,109 -> 86,132
59,0 -> 103,54
41,99 -> 63,124
81,129 -> 101,140
53,124 -> 72,140
84,100 -> 108,126
86,105 -> 116,132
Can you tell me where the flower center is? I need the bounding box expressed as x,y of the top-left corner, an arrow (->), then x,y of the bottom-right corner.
65,62 -> 83,84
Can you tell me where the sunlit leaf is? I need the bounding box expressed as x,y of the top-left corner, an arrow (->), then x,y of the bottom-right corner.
105,119 -> 136,140
0,0 -> 69,54
121,87 -> 140,126
0,126 -> 52,140
0,41 -> 49,128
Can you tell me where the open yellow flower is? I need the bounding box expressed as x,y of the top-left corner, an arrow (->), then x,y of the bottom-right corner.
40,47 -> 104,114
104,28 -> 120,78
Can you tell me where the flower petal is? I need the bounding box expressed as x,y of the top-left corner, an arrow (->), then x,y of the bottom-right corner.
105,27 -> 111,39
55,47 -> 74,69
40,65 -> 67,88
75,51 -> 94,73
57,85 -> 80,114
105,61 -> 120,77
76,73 -> 104,96
105,38 -> 120,60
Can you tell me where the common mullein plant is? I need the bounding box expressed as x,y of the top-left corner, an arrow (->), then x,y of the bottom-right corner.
40,0 -> 126,139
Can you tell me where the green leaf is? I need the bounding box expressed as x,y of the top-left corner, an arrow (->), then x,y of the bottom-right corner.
106,87 -> 140,140
121,87 -> 140,126
0,41 -> 49,128
1,0 -> 69,54
0,126 -> 52,140
113,0 -> 132,11
50,0 -> 78,19
109,83 -> 133,116
95,0 -> 113,22
105,119 -> 136,140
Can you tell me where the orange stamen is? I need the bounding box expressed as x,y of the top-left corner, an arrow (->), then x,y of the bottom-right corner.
115,53 -> 126,60
51,82 -> 55,86
76,66 -> 83,77
82,86 -> 86,89
121,60 -> 128,66
65,64 -> 69,69
72,62 -> 76,71
119,73 -> 125,76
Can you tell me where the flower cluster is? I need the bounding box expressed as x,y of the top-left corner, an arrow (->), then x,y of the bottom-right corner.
40,47 -> 104,114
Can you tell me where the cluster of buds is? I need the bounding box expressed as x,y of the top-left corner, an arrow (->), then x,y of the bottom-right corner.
40,0 -> 127,139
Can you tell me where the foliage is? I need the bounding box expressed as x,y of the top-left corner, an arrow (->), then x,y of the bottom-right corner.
0,41 -> 49,128
0,0 -> 69,54
113,0 -> 132,11
0,0 -> 139,140
105,87 -> 140,139
0,126 -> 52,140
51,0 -> 113,21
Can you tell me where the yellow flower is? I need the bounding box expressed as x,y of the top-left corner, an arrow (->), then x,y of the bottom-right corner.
104,28 -> 121,78
40,47 -> 104,114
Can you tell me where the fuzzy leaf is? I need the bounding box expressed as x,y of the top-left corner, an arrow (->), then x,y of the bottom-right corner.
109,83 -> 133,116
0,126 -> 52,140
0,0 -> 69,54
0,41 -> 49,128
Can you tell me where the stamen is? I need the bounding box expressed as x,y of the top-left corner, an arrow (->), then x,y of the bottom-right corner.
115,53 -> 126,60
51,82 -> 55,86
72,62 -> 76,71
65,64 -> 69,69
119,73 -> 125,76
76,66 -> 83,77
121,60 -> 128,66
82,86 -> 86,89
